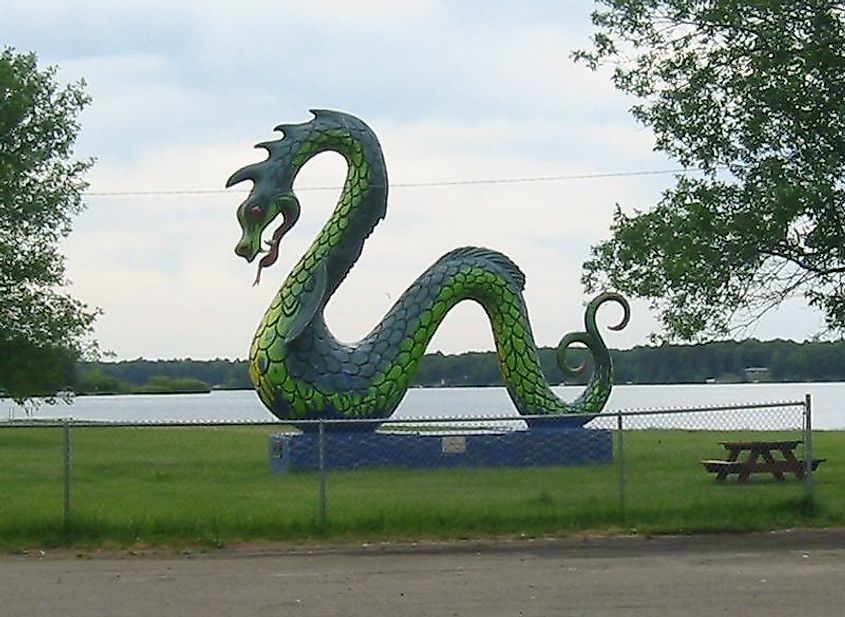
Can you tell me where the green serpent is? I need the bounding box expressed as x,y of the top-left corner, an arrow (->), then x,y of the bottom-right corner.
229,110 -> 628,429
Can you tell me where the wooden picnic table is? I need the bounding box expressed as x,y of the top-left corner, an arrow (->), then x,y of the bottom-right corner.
701,440 -> 824,482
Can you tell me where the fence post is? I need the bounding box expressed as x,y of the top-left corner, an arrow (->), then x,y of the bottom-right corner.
318,419 -> 327,527
617,411 -> 625,524
62,418 -> 72,532
803,393 -> 814,498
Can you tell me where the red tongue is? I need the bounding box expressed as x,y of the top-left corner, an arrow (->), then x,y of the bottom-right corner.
252,225 -> 286,286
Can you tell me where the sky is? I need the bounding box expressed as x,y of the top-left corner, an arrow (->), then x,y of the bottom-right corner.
2,0 -> 829,361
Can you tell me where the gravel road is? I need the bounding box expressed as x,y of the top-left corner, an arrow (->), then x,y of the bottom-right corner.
2,529 -> 844,617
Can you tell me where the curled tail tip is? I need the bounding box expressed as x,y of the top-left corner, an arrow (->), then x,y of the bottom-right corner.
555,292 -> 629,380
556,331 -> 591,377
587,292 -> 630,332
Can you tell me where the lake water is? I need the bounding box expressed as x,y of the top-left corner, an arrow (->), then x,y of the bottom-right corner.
3,382 -> 843,430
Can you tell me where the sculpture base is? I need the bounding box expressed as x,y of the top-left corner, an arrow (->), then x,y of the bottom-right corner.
268,428 -> 612,473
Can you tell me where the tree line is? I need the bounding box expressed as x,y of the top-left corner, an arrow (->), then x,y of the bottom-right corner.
72,339 -> 845,394
416,339 -> 845,386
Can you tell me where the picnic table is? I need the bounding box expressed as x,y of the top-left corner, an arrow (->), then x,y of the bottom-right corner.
701,440 -> 824,482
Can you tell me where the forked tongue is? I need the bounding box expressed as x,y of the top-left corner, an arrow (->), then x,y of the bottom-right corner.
252,225 -> 286,286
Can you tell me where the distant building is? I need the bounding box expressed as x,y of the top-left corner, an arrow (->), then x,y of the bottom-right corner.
744,367 -> 770,382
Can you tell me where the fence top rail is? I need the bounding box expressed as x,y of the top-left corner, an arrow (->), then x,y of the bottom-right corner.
0,398 -> 806,429
603,399 -> 806,417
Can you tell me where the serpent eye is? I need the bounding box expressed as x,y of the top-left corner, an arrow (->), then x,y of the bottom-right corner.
249,206 -> 263,221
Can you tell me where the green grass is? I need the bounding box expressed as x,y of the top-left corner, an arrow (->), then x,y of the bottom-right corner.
0,425 -> 841,551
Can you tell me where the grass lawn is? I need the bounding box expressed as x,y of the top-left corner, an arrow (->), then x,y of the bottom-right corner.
0,425 -> 841,551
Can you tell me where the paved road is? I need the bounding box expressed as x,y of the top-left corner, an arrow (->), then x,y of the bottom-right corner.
2,530 -> 844,617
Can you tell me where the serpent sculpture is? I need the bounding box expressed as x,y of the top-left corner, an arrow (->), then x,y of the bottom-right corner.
229,110 -> 629,429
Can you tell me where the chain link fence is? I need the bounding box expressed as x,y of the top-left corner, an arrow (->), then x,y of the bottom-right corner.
0,396 -> 816,545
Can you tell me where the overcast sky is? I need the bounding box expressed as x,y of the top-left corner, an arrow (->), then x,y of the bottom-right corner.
2,1 -> 828,360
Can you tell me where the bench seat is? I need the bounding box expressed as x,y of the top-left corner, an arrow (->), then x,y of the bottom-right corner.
701,460 -> 741,473
701,458 -> 825,475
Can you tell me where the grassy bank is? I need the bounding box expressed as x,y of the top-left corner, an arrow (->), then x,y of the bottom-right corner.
0,426 -> 841,551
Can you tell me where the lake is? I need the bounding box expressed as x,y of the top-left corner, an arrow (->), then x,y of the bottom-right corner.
3,382 -> 843,430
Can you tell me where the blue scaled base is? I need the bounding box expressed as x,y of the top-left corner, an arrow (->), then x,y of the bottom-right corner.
268,428 -> 612,473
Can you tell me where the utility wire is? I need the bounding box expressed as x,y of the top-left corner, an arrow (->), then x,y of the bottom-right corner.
84,166 -> 713,197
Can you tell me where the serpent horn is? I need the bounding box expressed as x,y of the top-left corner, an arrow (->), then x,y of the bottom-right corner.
226,162 -> 263,188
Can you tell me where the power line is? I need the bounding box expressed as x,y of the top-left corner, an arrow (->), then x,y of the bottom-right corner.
84,167 -> 712,197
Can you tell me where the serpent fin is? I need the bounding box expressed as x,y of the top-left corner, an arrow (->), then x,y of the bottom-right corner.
440,247 -> 526,291
285,261 -> 328,345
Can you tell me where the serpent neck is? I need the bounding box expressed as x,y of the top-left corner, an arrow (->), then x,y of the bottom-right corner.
287,113 -> 388,302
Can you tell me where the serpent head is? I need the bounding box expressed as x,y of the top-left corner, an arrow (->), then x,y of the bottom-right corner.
227,124 -> 310,284
228,110 -> 383,285
233,191 -> 300,285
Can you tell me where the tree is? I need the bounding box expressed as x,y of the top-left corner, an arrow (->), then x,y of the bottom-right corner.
0,47 -> 98,401
574,1 -> 845,340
